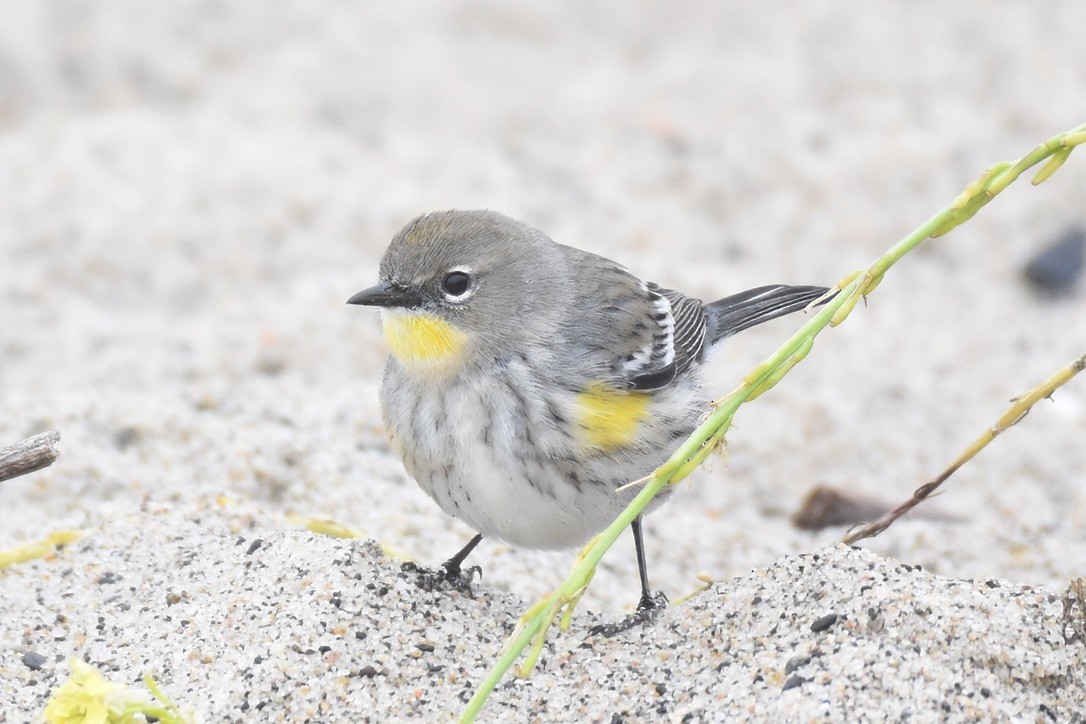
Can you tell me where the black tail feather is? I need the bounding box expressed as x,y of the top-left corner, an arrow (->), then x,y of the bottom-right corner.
703,284 -> 829,345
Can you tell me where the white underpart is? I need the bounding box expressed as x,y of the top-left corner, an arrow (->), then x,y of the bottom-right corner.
379,282 -> 706,549
382,357 -> 683,548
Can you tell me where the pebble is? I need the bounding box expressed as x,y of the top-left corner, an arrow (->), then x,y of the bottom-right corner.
782,675 -> 806,692
20,652 -> 46,672
1024,226 -> 1086,294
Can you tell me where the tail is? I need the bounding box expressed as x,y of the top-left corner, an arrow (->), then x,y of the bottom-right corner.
703,284 -> 829,345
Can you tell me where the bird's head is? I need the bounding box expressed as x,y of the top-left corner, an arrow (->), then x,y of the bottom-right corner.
349,210 -> 566,377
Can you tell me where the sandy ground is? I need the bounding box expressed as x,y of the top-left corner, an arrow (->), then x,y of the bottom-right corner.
2,1 -> 1085,721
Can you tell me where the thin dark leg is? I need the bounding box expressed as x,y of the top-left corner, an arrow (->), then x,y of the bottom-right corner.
587,518 -> 667,638
442,533 -> 483,578
631,517 -> 654,610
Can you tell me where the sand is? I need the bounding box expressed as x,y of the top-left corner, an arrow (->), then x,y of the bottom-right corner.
2,1 -> 1085,721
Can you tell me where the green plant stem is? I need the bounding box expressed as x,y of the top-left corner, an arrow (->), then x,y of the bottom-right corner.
461,279 -> 857,723
460,120 -> 1086,723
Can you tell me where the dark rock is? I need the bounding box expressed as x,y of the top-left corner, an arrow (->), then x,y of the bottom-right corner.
1024,226 -> 1085,295
785,654 -> 811,674
21,651 -> 46,671
782,675 -> 806,691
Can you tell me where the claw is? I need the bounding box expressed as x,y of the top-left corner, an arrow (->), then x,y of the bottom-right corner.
587,590 -> 668,638
401,561 -> 481,597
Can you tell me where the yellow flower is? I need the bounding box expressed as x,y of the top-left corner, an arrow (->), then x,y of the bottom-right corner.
42,659 -> 188,724
43,659 -> 118,724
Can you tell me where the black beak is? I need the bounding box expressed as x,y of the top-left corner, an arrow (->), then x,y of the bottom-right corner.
347,281 -> 421,309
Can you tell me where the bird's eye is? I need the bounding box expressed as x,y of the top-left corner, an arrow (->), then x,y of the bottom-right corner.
441,271 -> 472,298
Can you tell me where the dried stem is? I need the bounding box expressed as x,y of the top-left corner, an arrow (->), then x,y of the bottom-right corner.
843,354 -> 1086,545
0,431 -> 61,484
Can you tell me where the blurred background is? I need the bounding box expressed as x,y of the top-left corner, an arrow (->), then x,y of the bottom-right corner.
1,1 -> 1084,610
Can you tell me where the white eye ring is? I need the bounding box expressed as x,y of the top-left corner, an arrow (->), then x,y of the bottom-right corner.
441,268 -> 474,302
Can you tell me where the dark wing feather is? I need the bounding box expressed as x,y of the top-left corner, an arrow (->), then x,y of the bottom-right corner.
623,284 -> 707,391
558,246 -> 708,392
655,286 -> 707,375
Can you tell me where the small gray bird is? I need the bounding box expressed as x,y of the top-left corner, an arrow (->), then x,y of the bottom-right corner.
349,210 -> 826,620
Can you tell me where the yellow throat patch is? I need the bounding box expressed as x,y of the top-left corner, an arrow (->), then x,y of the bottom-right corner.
574,382 -> 651,451
381,311 -> 468,376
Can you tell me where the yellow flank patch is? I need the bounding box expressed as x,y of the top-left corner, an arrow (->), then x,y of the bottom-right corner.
382,311 -> 468,375
574,382 -> 651,451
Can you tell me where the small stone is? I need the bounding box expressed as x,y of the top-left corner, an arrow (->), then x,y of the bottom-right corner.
246,539 -> 263,555
784,655 -> 811,674
792,486 -> 889,530
112,426 -> 141,450
781,675 -> 806,691
811,613 -> 838,632
358,665 -> 378,678
22,652 -> 47,671
1024,226 -> 1085,294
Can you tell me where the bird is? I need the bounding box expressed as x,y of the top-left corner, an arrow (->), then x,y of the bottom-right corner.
348,209 -> 827,624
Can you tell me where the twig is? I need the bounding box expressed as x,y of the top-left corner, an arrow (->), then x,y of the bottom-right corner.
843,353 -> 1086,545
0,431 -> 61,484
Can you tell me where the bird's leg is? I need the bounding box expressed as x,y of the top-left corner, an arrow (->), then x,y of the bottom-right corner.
440,532 -> 483,582
632,517 -> 668,614
403,533 -> 484,596
588,517 -> 668,637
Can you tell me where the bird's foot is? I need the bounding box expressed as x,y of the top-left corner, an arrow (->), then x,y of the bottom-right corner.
401,560 -> 482,597
588,590 -> 668,638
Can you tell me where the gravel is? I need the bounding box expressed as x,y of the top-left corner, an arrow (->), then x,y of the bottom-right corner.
1,500 -> 1082,721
